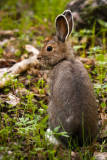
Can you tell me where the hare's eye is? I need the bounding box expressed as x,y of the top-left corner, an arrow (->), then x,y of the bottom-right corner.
47,46 -> 53,52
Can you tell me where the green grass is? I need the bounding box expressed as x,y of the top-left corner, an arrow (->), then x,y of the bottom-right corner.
0,0 -> 107,159
0,0 -> 70,32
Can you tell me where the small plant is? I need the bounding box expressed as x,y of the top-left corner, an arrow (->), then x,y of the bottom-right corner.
34,78 -> 46,96
0,47 -> 4,58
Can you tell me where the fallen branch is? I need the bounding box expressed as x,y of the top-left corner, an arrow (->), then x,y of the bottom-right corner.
0,29 -> 19,36
78,57 -> 96,66
25,44 -> 39,56
0,45 -> 39,88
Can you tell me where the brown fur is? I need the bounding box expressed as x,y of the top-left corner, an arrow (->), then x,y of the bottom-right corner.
37,11 -> 98,147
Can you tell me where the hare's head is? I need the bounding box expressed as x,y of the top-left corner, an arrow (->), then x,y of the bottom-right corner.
37,10 -> 74,66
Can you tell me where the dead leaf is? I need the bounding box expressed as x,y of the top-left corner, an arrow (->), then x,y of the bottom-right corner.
0,39 -> 9,47
6,93 -> 20,107
93,152 -> 107,160
71,151 -> 81,160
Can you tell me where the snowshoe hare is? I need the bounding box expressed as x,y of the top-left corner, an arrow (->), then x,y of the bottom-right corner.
37,10 -> 98,147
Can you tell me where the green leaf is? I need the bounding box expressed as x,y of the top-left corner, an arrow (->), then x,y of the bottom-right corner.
53,126 -> 60,133
98,19 -> 107,28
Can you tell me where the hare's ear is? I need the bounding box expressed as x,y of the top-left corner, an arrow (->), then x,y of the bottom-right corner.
55,15 -> 69,42
62,10 -> 73,37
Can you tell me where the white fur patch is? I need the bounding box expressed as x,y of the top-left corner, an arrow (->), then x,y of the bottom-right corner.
66,115 -> 73,123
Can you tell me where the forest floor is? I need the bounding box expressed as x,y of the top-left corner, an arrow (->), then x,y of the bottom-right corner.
0,1 -> 107,160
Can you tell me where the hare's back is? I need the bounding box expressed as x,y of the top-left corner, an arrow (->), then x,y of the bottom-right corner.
50,59 -> 97,124
52,59 -> 96,108
49,59 -> 98,145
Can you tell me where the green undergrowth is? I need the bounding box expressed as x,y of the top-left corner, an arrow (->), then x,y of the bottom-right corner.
0,0 -> 107,159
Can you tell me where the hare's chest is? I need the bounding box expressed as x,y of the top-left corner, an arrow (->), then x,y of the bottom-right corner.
49,61 -> 73,95
49,68 -> 62,86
